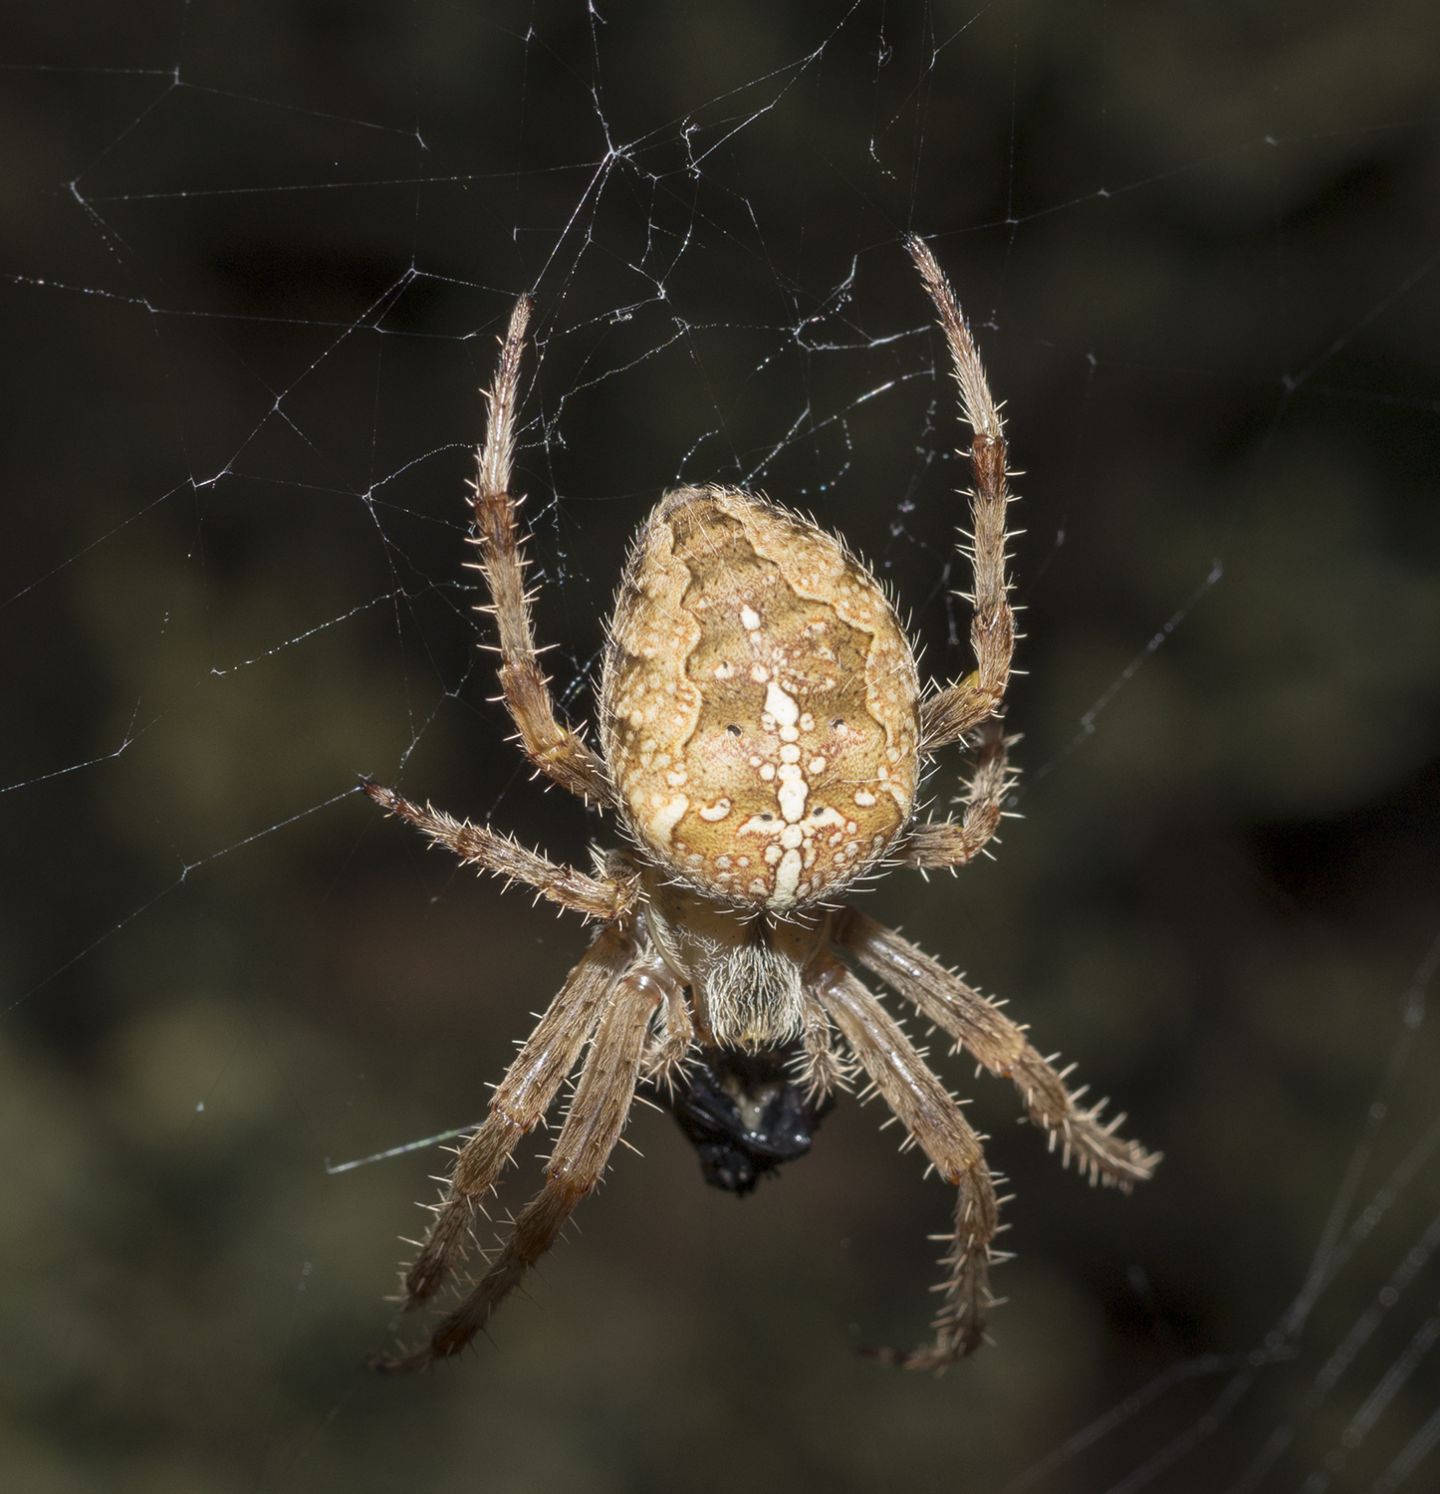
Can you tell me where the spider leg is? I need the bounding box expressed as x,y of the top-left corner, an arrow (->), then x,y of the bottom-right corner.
815,957 -> 999,1371
836,910 -> 1160,1186
795,996 -> 851,1105
899,721 -> 1014,871
640,976 -> 696,1091
469,296 -> 612,806
374,953 -> 665,1373
392,924 -> 634,1312
363,782 -> 637,922
906,237 -> 1016,755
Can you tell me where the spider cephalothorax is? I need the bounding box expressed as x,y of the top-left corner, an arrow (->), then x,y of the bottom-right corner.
364,238 -> 1158,1374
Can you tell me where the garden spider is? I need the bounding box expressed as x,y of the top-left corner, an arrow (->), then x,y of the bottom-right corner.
364,238 -> 1158,1374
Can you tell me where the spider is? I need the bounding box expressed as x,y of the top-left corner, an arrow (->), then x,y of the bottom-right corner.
364,237 -> 1158,1374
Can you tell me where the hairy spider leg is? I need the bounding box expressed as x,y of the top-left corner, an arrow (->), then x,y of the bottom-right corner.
392,926 -> 634,1313
906,236 -> 1016,757
836,911 -> 1160,1186
375,956 -> 665,1373
468,295 -> 612,806
900,720 -> 1015,870
363,782 -> 636,922
817,958 -> 1000,1369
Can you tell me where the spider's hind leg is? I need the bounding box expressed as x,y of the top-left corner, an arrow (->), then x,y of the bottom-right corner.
387,924 -> 632,1314
816,956 -> 1000,1370
374,952 -> 669,1373
836,910 -> 1160,1188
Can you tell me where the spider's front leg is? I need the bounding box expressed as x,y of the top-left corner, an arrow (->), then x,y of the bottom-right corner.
907,236 -> 1016,756
815,957 -> 1000,1371
469,296 -> 612,807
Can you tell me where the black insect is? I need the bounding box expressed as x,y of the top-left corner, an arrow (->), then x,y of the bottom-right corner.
659,1044 -> 834,1195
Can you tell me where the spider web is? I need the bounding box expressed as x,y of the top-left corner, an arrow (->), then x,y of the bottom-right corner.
4,3 -> 1440,1492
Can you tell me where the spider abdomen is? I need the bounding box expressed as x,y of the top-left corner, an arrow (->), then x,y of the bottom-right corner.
601,485 -> 920,911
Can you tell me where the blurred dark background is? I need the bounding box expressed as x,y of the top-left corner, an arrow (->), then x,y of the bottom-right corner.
4,3 -> 1440,1491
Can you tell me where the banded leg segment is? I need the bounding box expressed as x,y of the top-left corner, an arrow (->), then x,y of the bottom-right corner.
364,782 -> 636,922
375,955 -> 664,1373
641,977 -> 696,1090
817,959 -> 999,1370
396,925 -> 634,1310
900,722 -> 1014,871
470,296 -> 611,805
906,237 -> 1016,754
837,910 -> 1159,1186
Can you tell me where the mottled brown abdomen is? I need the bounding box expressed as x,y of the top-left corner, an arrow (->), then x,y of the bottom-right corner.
600,485 -> 920,910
